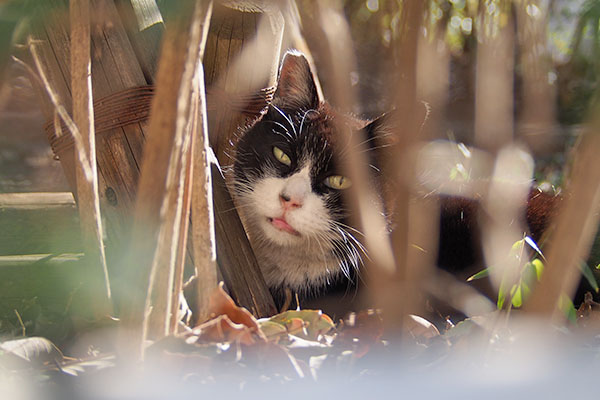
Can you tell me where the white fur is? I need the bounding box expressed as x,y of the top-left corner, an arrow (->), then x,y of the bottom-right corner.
235,163 -> 343,291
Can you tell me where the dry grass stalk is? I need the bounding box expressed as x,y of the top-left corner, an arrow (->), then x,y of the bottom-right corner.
70,0 -> 112,310
21,41 -> 92,181
120,0 -> 213,359
525,128 -> 600,320
21,35 -> 116,315
312,2 -> 402,325
386,0 -> 429,328
190,60 -> 218,324
514,0 -> 556,152
473,6 -> 530,311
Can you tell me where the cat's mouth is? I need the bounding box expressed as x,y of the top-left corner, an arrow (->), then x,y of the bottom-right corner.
267,217 -> 300,236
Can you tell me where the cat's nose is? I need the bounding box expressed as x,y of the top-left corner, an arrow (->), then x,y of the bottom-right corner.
280,193 -> 302,209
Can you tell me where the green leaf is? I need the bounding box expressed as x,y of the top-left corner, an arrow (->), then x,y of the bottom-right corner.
510,239 -> 525,256
531,259 -> 545,281
467,268 -> 489,281
522,262 -> 538,286
497,278 -> 508,309
579,261 -> 599,293
558,294 -> 577,324
511,284 -> 523,308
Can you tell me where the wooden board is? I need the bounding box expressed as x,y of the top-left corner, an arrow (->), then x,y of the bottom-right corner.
0,192 -> 82,255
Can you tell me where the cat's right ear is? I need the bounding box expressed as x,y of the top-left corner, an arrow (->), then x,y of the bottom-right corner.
272,50 -> 321,111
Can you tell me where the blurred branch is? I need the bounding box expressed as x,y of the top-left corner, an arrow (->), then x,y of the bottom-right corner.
120,0 -> 212,360
524,124 -> 600,320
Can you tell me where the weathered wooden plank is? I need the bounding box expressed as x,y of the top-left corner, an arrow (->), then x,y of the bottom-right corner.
0,193 -> 82,255
0,253 -> 84,268
0,192 -> 75,209
204,2 -> 283,167
33,0 -> 149,250
212,165 -> 277,317
199,1 -> 282,318
114,0 -> 164,83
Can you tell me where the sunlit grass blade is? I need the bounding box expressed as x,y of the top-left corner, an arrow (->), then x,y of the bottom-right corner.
579,261 -> 599,293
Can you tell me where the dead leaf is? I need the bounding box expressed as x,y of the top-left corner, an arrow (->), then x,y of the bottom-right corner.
204,283 -> 265,340
267,309 -> 335,341
404,314 -> 440,342
336,309 -> 384,358
191,314 -> 258,345
0,337 -> 64,369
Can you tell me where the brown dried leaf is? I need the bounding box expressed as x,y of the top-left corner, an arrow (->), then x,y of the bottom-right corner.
576,292 -> 600,329
192,315 -> 257,345
336,309 -> 384,358
204,283 -> 265,339
404,314 -> 441,342
267,309 -> 335,341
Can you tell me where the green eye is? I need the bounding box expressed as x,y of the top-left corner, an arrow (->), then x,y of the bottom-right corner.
273,146 -> 292,166
325,175 -> 352,190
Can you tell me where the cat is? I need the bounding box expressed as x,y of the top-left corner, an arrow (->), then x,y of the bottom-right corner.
231,50 -> 592,312
231,50 -> 376,297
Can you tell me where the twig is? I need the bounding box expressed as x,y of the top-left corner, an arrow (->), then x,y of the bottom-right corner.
15,40 -> 93,182
13,309 -> 26,337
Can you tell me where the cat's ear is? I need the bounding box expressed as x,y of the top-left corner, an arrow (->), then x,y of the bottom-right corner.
363,102 -> 431,165
273,50 -> 321,110
364,102 -> 431,147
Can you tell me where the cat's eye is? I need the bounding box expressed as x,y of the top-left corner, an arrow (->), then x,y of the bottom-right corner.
273,146 -> 292,166
324,175 -> 352,190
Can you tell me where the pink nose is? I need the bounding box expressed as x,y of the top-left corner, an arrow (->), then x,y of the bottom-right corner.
280,193 -> 302,209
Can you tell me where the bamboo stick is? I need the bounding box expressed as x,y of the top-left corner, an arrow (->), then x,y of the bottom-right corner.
120,0 -> 212,359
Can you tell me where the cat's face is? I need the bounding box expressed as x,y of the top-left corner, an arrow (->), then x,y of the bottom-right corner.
232,51 -> 382,291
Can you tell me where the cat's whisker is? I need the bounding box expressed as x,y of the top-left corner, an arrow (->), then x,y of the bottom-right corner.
273,129 -> 293,142
334,225 -> 369,264
298,109 -> 318,137
356,143 -> 393,154
271,104 -> 298,137
332,220 -> 366,237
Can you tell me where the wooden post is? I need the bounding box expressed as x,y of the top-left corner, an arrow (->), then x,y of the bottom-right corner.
204,2 -> 284,167
30,0 -> 152,295
28,0 -> 277,320
200,1 -> 282,317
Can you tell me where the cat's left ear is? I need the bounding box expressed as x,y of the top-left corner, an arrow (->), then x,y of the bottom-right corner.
364,101 -> 431,147
273,50 -> 321,110
362,101 -> 431,166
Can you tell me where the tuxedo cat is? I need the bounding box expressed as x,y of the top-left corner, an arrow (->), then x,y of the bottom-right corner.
231,51 -> 373,296
231,50 -> 570,309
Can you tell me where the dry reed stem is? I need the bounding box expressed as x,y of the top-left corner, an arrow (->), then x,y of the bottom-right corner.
21,34 -> 113,314
21,41 -> 93,181
525,128 -> 600,320
313,2 -> 402,327
191,60 -> 218,324
70,0 -> 112,308
473,6 -> 530,307
386,0 -> 428,328
120,0 -> 212,360
515,0 -> 556,152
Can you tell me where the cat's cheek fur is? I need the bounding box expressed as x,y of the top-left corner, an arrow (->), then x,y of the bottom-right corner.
246,170 -> 332,246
